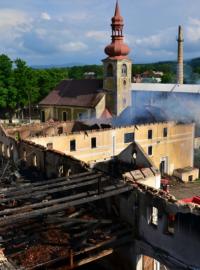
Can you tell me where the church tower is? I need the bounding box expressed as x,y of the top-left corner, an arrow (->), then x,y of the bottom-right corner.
103,1 -> 132,116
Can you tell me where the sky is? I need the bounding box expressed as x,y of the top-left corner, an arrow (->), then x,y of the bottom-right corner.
1,0 -> 200,66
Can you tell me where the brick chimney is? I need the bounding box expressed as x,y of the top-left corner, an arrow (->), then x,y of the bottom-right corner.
177,25 -> 184,84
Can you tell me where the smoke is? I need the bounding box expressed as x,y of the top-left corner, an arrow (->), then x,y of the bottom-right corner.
152,92 -> 198,123
113,90 -> 200,129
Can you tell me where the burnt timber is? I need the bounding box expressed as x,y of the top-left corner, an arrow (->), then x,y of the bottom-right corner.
1,161 -> 200,269
0,161 -> 134,270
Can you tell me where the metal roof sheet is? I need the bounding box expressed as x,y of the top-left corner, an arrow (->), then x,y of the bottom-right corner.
131,83 -> 200,93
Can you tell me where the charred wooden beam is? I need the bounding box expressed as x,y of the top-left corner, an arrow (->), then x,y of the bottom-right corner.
0,184 -> 132,227
0,177 -> 109,204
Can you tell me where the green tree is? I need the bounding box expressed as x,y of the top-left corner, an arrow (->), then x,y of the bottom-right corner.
161,73 -> 173,83
0,54 -> 13,88
0,55 -> 18,122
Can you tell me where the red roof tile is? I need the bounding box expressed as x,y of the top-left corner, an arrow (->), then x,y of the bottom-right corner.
39,79 -> 105,108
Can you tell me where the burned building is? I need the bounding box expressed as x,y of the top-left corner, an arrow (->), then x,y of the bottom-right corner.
0,151 -> 200,270
25,121 -> 195,179
0,2 -> 200,270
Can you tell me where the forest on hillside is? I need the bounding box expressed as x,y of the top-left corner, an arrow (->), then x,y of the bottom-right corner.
0,54 -> 200,120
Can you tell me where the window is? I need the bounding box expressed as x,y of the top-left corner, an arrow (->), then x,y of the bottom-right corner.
58,165 -> 64,177
10,144 -> 13,156
41,111 -> 45,122
148,129 -> 153,139
1,143 -> 5,156
6,146 -> 10,158
78,113 -> 83,120
188,175 -> 193,182
148,146 -> 153,156
148,207 -> 158,227
47,143 -> 53,150
107,64 -> 113,77
91,137 -> 97,149
63,111 -> 67,121
163,127 -> 168,137
2,144 -> 5,156
122,64 -> 127,76
23,149 -> 27,161
32,154 -> 38,167
58,127 -> 63,135
124,132 -> 135,143
166,214 -> 175,235
70,140 -> 76,152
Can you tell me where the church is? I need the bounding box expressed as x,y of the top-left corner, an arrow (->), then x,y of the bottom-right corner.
39,1 -> 132,122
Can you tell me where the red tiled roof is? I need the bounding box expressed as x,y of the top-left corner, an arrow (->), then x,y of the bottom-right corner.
39,79 -> 105,108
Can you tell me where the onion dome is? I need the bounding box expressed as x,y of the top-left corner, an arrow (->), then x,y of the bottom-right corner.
105,40 -> 130,59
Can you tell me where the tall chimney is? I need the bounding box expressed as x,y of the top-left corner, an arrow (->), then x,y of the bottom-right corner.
177,25 -> 184,84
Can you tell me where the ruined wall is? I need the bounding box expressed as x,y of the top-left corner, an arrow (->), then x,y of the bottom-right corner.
0,126 -> 18,163
0,125 -> 88,179
118,181 -> 200,269
117,142 -> 154,168
29,122 -> 195,174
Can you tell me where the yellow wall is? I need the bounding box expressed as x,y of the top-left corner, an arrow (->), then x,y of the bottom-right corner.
95,95 -> 106,118
103,58 -> 132,116
40,96 -> 106,122
173,168 -> 199,182
41,106 -> 94,121
30,122 -> 195,174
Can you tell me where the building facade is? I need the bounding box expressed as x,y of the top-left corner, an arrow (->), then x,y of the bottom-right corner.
29,121 -> 195,176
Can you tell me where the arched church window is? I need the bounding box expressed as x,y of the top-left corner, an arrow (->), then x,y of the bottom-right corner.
107,64 -> 113,77
122,64 -> 127,76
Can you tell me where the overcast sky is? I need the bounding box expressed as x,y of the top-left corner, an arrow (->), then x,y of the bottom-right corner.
1,0 -> 200,66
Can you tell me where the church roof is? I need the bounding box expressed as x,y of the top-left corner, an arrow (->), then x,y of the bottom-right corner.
39,79 -> 105,108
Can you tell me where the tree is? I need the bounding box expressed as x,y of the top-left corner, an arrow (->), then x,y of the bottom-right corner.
0,55 -> 17,122
0,54 -> 13,88
161,73 -> 173,83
